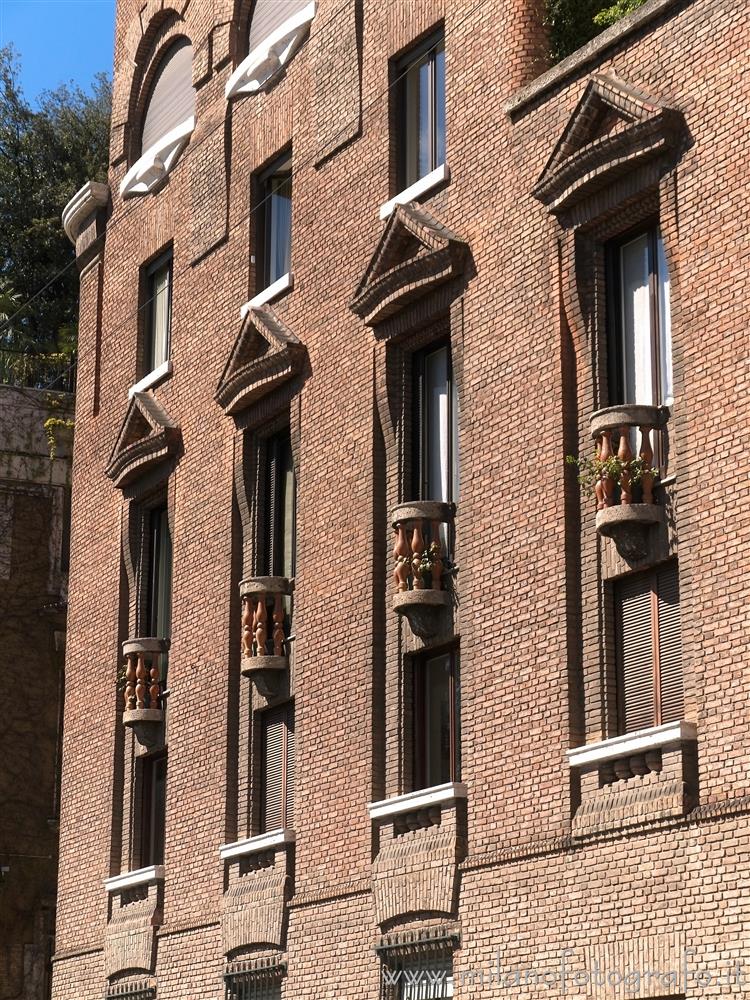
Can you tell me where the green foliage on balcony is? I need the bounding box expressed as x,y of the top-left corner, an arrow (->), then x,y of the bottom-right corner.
546,0 -> 647,63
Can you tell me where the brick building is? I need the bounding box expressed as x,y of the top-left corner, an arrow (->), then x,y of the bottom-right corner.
0,381 -> 73,1000
54,2 -> 750,1000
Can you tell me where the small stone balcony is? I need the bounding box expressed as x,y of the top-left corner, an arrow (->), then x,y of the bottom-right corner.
122,637 -> 169,752
391,501 -> 454,639
589,404 -> 670,560
240,577 -> 293,679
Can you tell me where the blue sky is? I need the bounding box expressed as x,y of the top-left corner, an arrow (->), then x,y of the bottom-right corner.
0,0 -> 115,104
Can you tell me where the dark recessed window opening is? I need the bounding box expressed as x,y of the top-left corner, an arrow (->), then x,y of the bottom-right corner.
258,151 -> 292,291
144,251 -> 172,375
147,505 -> 172,642
607,224 -> 672,408
140,751 -> 167,867
261,701 -> 295,832
413,647 -> 460,790
614,560 -> 683,734
262,427 -> 296,579
396,30 -> 445,191
413,340 -> 458,504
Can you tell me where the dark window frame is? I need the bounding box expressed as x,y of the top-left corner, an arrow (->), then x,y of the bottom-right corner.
411,338 -> 458,504
261,427 -> 296,578
256,148 -> 293,293
412,644 -> 460,791
145,503 -> 172,641
394,28 -> 446,192
142,248 -> 173,377
139,749 -> 167,867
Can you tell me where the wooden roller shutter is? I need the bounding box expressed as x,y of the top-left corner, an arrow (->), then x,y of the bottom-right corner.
657,561 -> 683,723
248,0 -> 310,53
141,39 -> 196,154
261,702 -> 294,831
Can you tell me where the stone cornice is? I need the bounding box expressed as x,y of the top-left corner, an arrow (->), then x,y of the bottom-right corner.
105,392 -> 181,489
61,180 -> 109,244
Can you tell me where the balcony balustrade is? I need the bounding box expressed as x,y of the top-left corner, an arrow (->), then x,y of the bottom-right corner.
391,501 -> 454,639
240,577 -> 293,676
122,637 -> 169,751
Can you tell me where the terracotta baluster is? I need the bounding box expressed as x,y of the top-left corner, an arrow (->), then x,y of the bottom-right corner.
640,425 -> 654,504
411,521 -> 426,589
617,426 -> 633,505
135,652 -> 147,710
430,520 -> 444,591
124,653 -> 136,711
272,593 -> 284,657
599,430 -> 615,508
594,437 -> 605,510
251,601 -> 259,656
255,597 -> 267,657
393,524 -> 410,592
241,595 -> 253,658
148,657 -> 161,710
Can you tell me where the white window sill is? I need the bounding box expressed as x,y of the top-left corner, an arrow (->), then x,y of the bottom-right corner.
379,163 -> 450,221
567,720 -> 697,768
120,116 -> 195,199
219,828 -> 295,861
128,359 -> 172,398
225,1 -> 316,99
104,864 -> 165,893
367,781 -> 467,821
240,272 -> 293,318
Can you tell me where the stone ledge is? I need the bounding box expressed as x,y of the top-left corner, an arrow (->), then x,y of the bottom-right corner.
567,720 -> 696,767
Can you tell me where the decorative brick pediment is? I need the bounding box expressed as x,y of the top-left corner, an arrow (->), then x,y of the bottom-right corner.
215,305 -> 305,416
350,204 -> 468,327
533,74 -> 684,214
106,393 -> 181,489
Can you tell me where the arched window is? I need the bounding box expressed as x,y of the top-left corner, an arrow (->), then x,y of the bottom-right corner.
225,0 -> 315,100
141,39 -> 195,155
121,38 -> 196,198
247,0 -> 310,54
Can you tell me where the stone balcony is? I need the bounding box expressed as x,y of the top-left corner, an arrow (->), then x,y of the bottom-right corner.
589,404 -> 670,560
122,637 -> 169,753
240,577 -> 293,694
391,501 -> 455,640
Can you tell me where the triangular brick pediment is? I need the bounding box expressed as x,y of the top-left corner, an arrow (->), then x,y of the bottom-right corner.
215,304 -> 305,416
350,203 -> 468,326
105,392 -> 180,488
533,74 -> 684,213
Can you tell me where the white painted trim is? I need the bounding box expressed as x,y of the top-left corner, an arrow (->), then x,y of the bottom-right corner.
104,864 -> 165,893
120,116 -> 195,198
128,359 -> 172,398
368,781 -> 467,820
378,163 -> 450,221
225,1 -> 316,100
240,272 -> 293,318
62,180 -> 109,244
219,829 -> 295,861
567,720 -> 697,768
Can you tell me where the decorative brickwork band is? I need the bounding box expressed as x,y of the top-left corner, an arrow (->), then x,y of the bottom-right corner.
584,931 -> 685,998
372,825 -> 459,926
221,871 -> 289,954
104,889 -> 161,979
105,978 -> 156,1000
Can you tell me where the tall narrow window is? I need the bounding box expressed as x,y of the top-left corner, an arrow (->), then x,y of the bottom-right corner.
413,341 -> 458,503
144,251 -> 172,375
262,428 -> 296,578
414,648 -> 460,790
397,31 -> 445,191
609,225 -> 672,407
614,561 -> 683,734
261,702 -> 295,831
258,151 -> 292,290
147,505 -> 173,641
140,751 -> 167,867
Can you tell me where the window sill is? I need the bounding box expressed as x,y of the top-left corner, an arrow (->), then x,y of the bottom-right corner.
379,163 -> 450,221
368,781 -> 467,820
119,116 -> 195,199
219,828 -> 295,861
225,1 -> 316,99
240,272 -> 293,318
567,720 -> 697,769
104,864 -> 165,893
128,359 -> 172,398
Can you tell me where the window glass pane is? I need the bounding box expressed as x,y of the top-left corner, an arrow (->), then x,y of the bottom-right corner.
434,39 -> 445,167
424,652 -> 452,787
264,159 -> 292,287
403,61 -> 421,188
280,437 -> 295,579
619,233 -> 653,405
149,262 -> 171,371
656,233 -> 673,405
450,362 -> 459,503
424,346 -> 449,502
151,755 -> 167,865
418,54 -> 431,180
149,507 -> 172,642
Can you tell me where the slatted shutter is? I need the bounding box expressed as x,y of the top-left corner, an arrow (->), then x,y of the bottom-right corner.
615,561 -> 683,734
248,0 -> 310,54
615,573 -> 655,733
657,561 -> 683,722
141,39 -> 195,154
261,702 -> 294,830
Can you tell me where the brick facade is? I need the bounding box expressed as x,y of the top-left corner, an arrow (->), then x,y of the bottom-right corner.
53,1 -> 750,1000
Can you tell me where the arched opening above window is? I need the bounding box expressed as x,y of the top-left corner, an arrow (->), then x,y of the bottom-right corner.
121,38 -> 197,199
225,0 -> 315,101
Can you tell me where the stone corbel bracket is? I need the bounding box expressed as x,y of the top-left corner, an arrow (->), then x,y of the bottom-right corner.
225,1 -> 316,100
350,203 -> 468,328
120,116 -> 195,198
106,393 -> 181,490
61,180 -> 109,263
